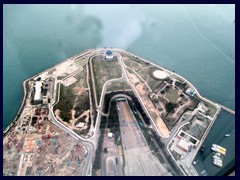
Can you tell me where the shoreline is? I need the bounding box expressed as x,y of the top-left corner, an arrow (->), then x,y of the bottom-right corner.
3,48 -> 235,136
3,50 -> 93,134
114,48 -> 234,113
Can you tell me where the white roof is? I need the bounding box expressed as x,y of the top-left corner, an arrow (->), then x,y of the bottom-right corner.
76,122 -> 85,128
108,133 -> 113,137
34,81 -> 42,100
105,50 -> 114,59
178,139 -> 191,151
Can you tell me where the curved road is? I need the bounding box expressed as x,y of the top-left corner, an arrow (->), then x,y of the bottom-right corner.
48,48 -> 234,176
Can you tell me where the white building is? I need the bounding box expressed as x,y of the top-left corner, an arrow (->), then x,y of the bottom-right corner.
108,132 -> 113,138
177,139 -> 192,152
105,50 -> 114,61
34,81 -> 42,101
76,122 -> 85,128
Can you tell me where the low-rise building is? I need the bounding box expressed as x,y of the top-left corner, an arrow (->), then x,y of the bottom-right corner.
34,81 -> 42,101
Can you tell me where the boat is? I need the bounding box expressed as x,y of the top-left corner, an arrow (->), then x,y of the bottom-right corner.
212,155 -> 222,160
200,144 -> 205,152
212,144 -> 226,152
213,158 -> 223,167
193,160 -> 199,165
211,146 -> 226,156
212,152 -> 222,159
212,152 -> 224,168
225,134 -> 230,137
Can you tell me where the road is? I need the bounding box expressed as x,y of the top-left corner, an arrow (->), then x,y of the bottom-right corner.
116,53 -> 169,138
116,100 -> 168,176
48,49 -> 126,175
46,48 -> 233,176
48,106 -> 94,176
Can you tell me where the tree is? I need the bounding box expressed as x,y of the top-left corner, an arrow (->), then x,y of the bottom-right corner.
104,148 -> 108,153
165,102 -> 177,113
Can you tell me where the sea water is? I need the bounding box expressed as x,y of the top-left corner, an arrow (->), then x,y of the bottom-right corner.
3,4 -> 235,175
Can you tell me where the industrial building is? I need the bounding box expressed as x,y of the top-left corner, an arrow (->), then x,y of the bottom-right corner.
34,81 -> 42,101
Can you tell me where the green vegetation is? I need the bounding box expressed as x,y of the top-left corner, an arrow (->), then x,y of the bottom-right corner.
73,68 -> 87,87
74,57 -> 88,66
165,102 -> 177,113
53,67 -> 90,123
147,67 -> 164,90
147,76 -> 160,90
92,127 -> 105,173
53,84 -> 75,122
106,82 -> 131,92
73,116 -> 91,137
165,88 -> 179,104
204,102 -> 218,118
124,58 -> 150,80
149,67 -> 163,79
92,55 -> 122,104
103,148 -> 108,153
188,96 -> 200,110
87,63 -> 98,128
74,93 -> 90,118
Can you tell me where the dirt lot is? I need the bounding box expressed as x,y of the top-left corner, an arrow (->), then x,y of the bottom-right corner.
135,83 -> 170,137
3,120 -> 88,176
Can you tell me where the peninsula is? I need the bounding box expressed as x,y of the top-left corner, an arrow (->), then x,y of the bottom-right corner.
3,48 -> 234,176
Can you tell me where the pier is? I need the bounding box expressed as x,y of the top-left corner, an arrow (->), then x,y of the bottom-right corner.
219,105 -> 235,115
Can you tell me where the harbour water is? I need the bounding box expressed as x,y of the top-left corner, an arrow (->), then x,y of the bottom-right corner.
3,4 -> 235,175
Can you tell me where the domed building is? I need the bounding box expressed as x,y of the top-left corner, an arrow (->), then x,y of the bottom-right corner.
104,50 -> 115,61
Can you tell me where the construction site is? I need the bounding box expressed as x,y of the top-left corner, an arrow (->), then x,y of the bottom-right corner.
3,56 -> 90,176
3,119 -> 88,176
4,48 -> 228,176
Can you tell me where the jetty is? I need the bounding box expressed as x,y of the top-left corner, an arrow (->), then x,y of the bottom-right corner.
219,104 -> 235,115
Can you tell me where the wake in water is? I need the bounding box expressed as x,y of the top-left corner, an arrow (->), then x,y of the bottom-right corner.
183,8 -> 235,65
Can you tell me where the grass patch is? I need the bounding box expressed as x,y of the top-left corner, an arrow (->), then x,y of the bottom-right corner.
74,93 -> 90,118
124,58 -> 150,80
92,127 -> 105,174
74,57 -> 88,66
165,88 -> 179,104
106,82 -> 131,92
92,55 -> 122,103
204,102 -> 218,118
53,84 -> 76,122
72,68 -> 87,88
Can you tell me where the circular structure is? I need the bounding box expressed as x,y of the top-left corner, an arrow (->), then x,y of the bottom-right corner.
153,70 -> 168,80
106,50 -> 113,55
